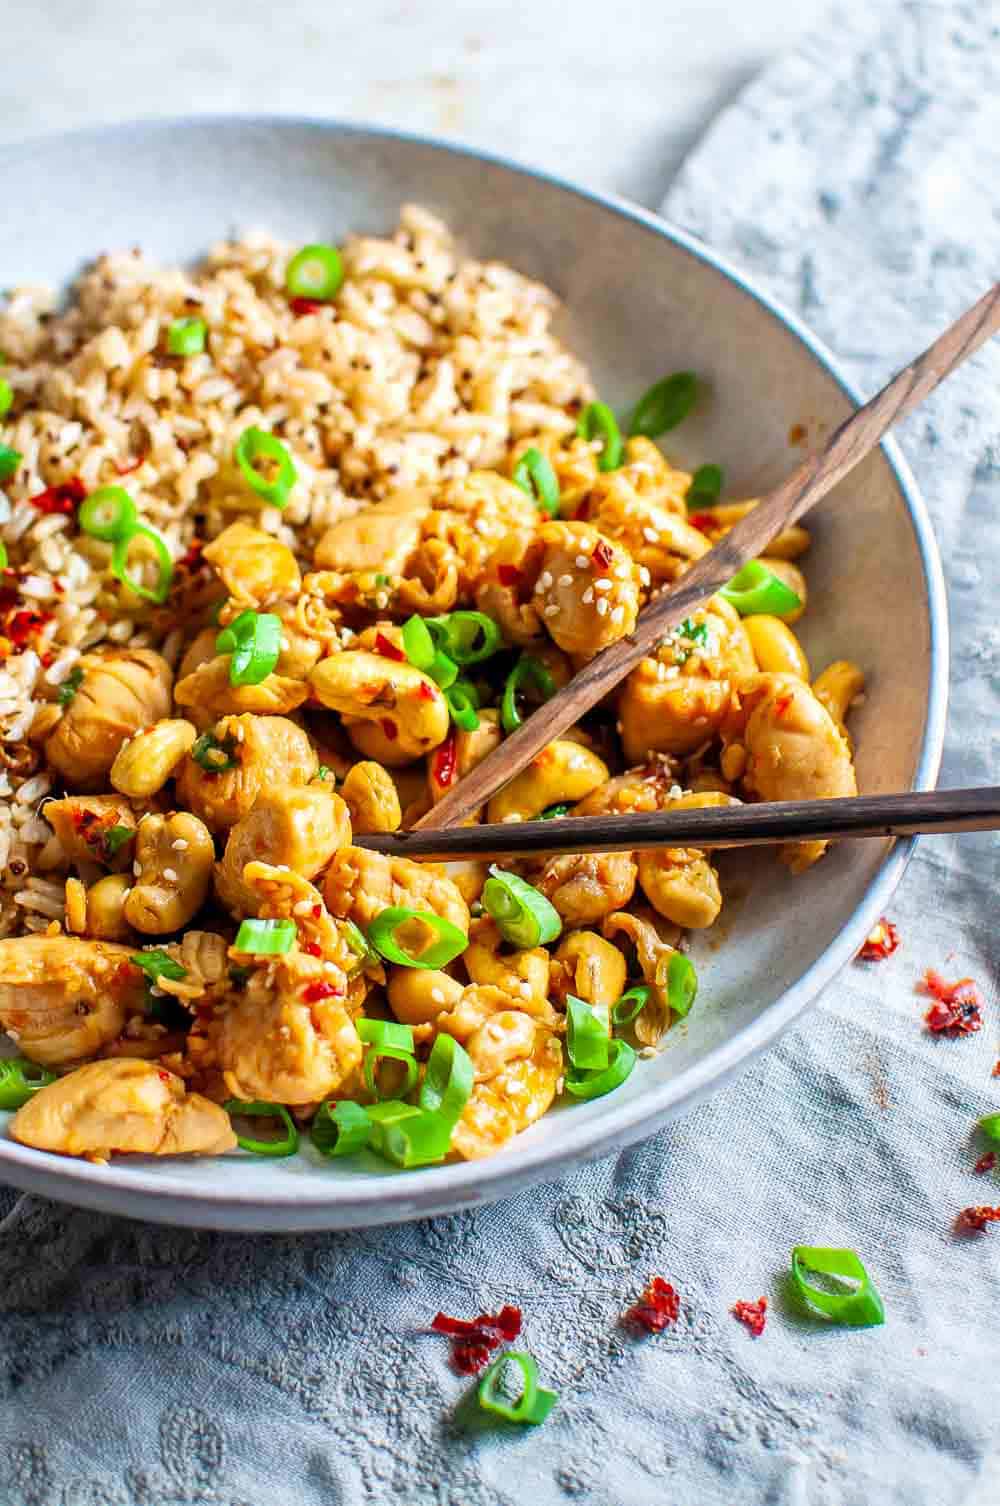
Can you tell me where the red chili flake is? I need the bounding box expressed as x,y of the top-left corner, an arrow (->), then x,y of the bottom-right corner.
974,1152 -> 997,1175
858,918 -> 900,962
29,476 -> 86,515
623,1277 -> 680,1333
688,512 -> 718,534
732,1298 -> 767,1337
993,1062 -> 1000,1078
773,692 -> 794,718
301,980 -> 343,1003
113,455 -> 144,476
416,680 -> 436,701
955,1205 -> 1000,1234
177,540 -> 204,571
7,608 -> 52,647
431,1305 -> 523,1374
920,970 -> 983,1036
380,717 -> 398,741
301,941 -> 322,958
591,538 -> 614,571
158,1071 -> 172,1083
375,631 -> 406,662
311,904 -> 322,918
432,731 -> 458,788
497,563 -> 520,588
290,297 -> 324,316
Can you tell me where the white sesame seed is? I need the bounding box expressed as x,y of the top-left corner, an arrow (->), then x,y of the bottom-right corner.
293,899 -> 313,916
640,1045 -> 658,1059
596,598 -> 609,616
594,578 -> 612,592
611,605 -> 625,625
643,526 -> 659,543
669,784 -> 685,798
501,812 -> 524,823
163,867 -> 178,882
574,555 -> 590,569
171,838 -> 188,851
557,573 -> 573,588
431,987 -> 445,1004
519,981 -> 532,998
639,566 -> 651,586
544,603 -> 560,618
538,571 -> 553,591
582,587 -> 594,604
280,637 -> 290,652
133,861 -> 142,876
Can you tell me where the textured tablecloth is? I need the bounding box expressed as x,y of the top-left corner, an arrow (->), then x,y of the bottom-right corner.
3,3 -> 999,1502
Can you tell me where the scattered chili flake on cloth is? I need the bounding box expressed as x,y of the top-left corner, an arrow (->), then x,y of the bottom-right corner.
857,918 -> 900,962
919,970 -> 983,1036
974,1152 -> 997,1175
623,1277 -> 680,1333
732,1298 -> 767,1336
955,1205 -> 1000,1234
430,1305 -> 522,1374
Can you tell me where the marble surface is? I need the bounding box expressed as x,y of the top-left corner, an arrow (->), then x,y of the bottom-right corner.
2,0 -> 826,208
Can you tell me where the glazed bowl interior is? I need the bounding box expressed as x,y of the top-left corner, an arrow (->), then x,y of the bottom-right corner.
0,120 -> 947,1229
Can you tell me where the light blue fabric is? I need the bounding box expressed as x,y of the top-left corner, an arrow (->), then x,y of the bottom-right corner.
3,4 -> 998,1501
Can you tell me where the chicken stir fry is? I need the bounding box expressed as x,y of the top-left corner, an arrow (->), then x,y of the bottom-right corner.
0,255 -> 865,1173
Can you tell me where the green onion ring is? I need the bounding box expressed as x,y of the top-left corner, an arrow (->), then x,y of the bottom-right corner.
111,524 -> 174,604
419,1033 -> 474,1123
666,952 -> 698,1018
445,680 -> 480,732
539,802 -> 573,819
78,486 -> 139,542
402,614 -> 436,671
357,1018 -> 415,1053
611,984 -> 652,1028
478,1352 -> 558,1426
790,1246 -> 886,1327
0,445 -> 21,482
482,866 -> 562,950
512,447 -> 560,517
366,907 -> 468,969
0,1057 -> 57,1112
576,401 -> 623,472
234,426 -> 297,509
191,729 -> 239,773
0,378 -> 12,417
286,243 -> 344,302
363,1044 -> 419,1101
233,917 -> 297,955
686,463 -> 724,510
425,611 -> 504,665
500,655 -> 556,734
223,1099 -> 300,1158
629,371 -> 698,438
564,1038 -> 637,1100
370,1106 -> 454,1168
167,317 -> 207,356
566,996 -> 611,1071
0,541 -> 7,570
311,1099 -> 373,1158
130,948 -> 187,985
428,649 -> 459,690
719,560 -> 801,617
979,1113 -> 1000,1142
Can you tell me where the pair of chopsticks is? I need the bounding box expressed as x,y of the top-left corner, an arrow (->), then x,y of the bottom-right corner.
357,282 -> 1000,863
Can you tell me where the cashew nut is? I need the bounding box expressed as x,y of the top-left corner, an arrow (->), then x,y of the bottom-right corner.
486,739 -> 608,824
124,811 -> 215,934
309,651 -> 449,765
111,718 -> 198,799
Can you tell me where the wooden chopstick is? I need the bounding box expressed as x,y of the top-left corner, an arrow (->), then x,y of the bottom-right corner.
415,282 -> 1000,833
356,787 -> 1000,863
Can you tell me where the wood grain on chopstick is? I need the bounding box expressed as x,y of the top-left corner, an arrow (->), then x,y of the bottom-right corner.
358,786 -> 1000,862
415,282 -> 1000,833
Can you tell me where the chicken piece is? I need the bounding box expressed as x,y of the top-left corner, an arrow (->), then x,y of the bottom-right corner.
45,649 -> 173,790
602,908 -> 682,1046
10,1059 -> 236,1159
532,521 -> 640,661
174,655 -> 309,721
585,440 -> 709,585
124,811 -> 215,935
177,626 -> 219,683
314,487 -> 432,573
548,931 -> 627,1009
323,845 -> 470,935
215,785 -> 352,918
175,714 -> 316,832
463,917 -> 551,1010
0,935 -> 146,1066
84,874 -> 135,941
618,596 -> 756,761
637,848 -> 722,929
534,851 -> 637,927
202,521 -> 301,608
44,795 -> 137,870
450,1023 -> 562,1161
729,673 -> 858,872
424,470 -> 541,598
239,861 -> 370,974
573,760 -> 684,816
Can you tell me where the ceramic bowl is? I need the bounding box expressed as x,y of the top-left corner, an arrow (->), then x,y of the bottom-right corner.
0,119 -> 947,1230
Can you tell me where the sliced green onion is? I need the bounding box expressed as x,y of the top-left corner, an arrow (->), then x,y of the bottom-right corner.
0,445 -> 22,483
577,401 -> 623,472
667,952 -> 698,1018
566,996 -> 611,1071
357,1018 -> 415,1053
312,1099 -> 372,1158
216,608 -> 282,686
402,614 -> 436,671
611,984 -> 652,1028
686,463 -> 723,510
501,655 -> 556,734
341,918 -> 375,965
512,447 -> 560,517
678,617 -> 709,645
78,486 -> 138,542
167,317 -> 207,356
419,1033 -> 474,1123
0,1057 -> 57,1112
371,1105 -> 454,1167
540,802 -> 573,819
445,680 -> 480,732
629,371 -> 697,438
363,1044 -> 419,1101
366,1100 -> 422,1128
191,729 -> 239,772
719,560 -> 801,617
131,948 -> 186,984
790,1246 -> 886,1327
367,907 -> 468,969
234,426 -> 297,509
0,541 -> 6,569
56,666 -> 84,707
482,866 -> 562,950
425,611 -> 504,666
428,649 -> 458,690
0,378 -> 12,417
564,1038 -> 637,1100
233,917 -> 296,955
478,1352 -> 558,1426
223,1099 -> 299,1158
111,524 -> 174,604
980,1113 -> 1000,1143
286,243 -> 344,302
104,824 -> 134,857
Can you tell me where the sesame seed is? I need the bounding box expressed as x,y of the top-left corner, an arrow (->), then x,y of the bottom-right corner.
611,605 -> 625,625
582,587 -> 594,604
594,578 -> 612,592
544,603 -> 560,618
280,637 -> 290,652
639,566 -> 651,586
163,867 -> 178,882
639,1045 -> 658,1059
643,526 -> 659,543
172,838 -> 188,851
501,812 -> 524,823
519,981 -> 532,998
557,573 -> 573,588
538,571 -> 553,590
133,861 -> 142,876
574,555 -> 590,569
293,899 -> 313,915
431,987 -> 445,1004
596,598 -> 609,616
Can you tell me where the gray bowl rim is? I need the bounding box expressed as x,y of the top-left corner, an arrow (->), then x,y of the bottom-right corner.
0,115 -> 949,1224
